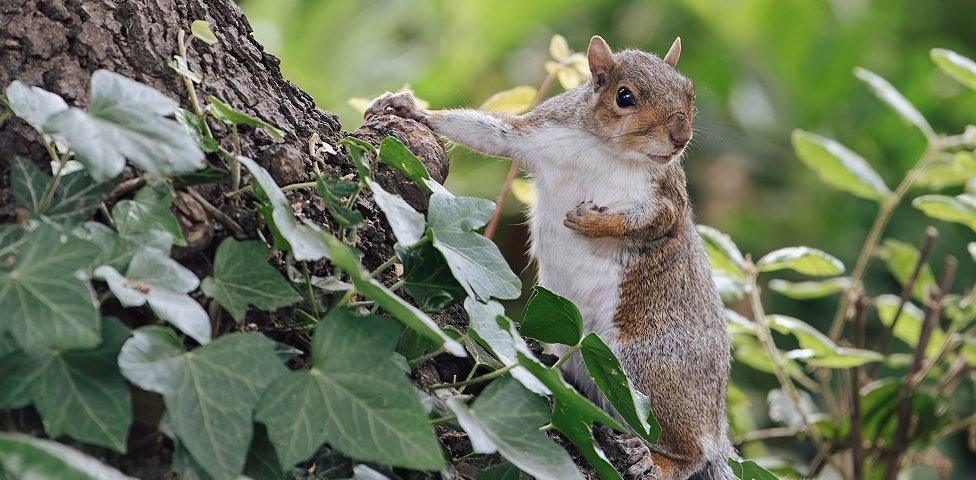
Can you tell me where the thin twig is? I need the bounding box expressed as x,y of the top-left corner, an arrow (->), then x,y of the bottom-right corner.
733,426 -> 800,447
185,187 -> 246,238
850,295 -> 869,480
430,363 -> 516,390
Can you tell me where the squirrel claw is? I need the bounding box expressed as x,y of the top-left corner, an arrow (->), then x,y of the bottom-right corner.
364,91 -> 428,125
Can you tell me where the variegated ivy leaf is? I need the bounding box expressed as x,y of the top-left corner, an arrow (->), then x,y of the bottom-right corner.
4,80 -> 69,150
367,179 -> 425,247
112,184 -> 186,246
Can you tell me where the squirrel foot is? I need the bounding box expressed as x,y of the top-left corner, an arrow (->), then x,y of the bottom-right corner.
363,91 -> 430,125
563,201 -> 628,238
619,436 -> 661,480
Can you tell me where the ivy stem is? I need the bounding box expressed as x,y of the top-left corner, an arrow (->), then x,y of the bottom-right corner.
302,262 -> 321,319
430,364 -> 516,390
429,415 -> 456,426
408,348 -> 445,367
177,30 -> 204,118
483,70 -> 557,239
38,141 -> 70,212
552,343 -> 582,369
538,423 -> 555,432
230,125 -> 242,191
388,278 -> 405,292
828,144 -> 939,340
336,287 -> 358,308
370,254 -> 398,279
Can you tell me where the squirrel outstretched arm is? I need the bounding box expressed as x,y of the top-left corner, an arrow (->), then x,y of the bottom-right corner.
368,35 -> 733,480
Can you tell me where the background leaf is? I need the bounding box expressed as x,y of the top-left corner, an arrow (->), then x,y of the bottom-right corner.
0,433 -> 135,479
792,130 -> 891,201
757,246 -> 845,276
481,86 -> 538,114
854,67 -> 934,138
931,48 -> 976,91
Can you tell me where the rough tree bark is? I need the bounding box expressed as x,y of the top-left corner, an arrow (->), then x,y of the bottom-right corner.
0,0 -> 639,478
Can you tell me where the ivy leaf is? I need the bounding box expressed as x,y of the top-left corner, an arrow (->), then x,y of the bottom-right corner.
112,184 -> 186,246
0,433 -> 135,479
4,80 -> 69,149
320,232 -> 465,356
317,175 -> 364,228
175,107 -> 220,153
521,286 -> 583,346
75,222 -> 172,272
206,96 -> 284,140
697,225 -> 746,279
880,239 -> 937,302
256,309 -> 443,471
728,459 -> 778,480
201,239 -> 300,323
768,277 -> 851,300
367,179 -> 425,246
10,156 -> 47,212
465,298 -> 550,396
43,70 -> 205,181
854,67 -> 934,138
757,246 -> 844,277
0,223 -> 101,352
169,55 -> 202,84
396,236 -> 466,312
517,353 -> 624,431
118,329 -> 287,480
377,136 -> 433,188
580,333 -> 660,443
792,130 -> 891,202
428,194 -> 521,301
240,155 -> 330,261
550,403 -> 622,480
912,194 -> 976,232
931,48 -> 976,91
0,317 -> 132,452
190,20 -> 218,45
339,136 -> 376,180
481,86 -> 538,115
95,249 -> 211,345
446,377 -> 585,480
9,156 -> 114,226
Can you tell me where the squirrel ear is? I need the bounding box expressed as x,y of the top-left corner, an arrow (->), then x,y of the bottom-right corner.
664,37 -> 681,67
587,35 -> 614,92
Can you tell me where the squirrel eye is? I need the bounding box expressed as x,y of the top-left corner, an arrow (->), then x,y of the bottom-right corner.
615,87 -> 636,108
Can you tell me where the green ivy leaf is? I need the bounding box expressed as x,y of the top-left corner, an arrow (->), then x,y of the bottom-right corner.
517,353 -> 624,431
931,48 -> 976,91
728,459 -> 778,480
550,402 -> 622,480
377,136 -> 433,187
206,96 -> 284,140
768,277 -> 851,300
446,377 -> 585,480
0,317 -> 132,452
477,462 -> 527,480
240,155 -> 330,261
0,433 -> 135,479
10,156 -> 47,212
43,70 -> 205,181
190,20 -> 218,45
854,67 -> 934,138
201,239 -> 300,323
757,246 -> 845,276
580,333 -> 660,443
697,225 -> 746,279
319,231 -> 464,356
912,194 -> 976,232
367,179 -> 425,246
396,236 -> 466,312
428,194 -> 521,301
521,286 -> 583,346
118,328 -> 287,480
880,239 -> 937,302
175,107 -> 220,153
792,130 -> 891,202
95,248 -> 211,345
242,424 -> 286,479
112,184 -> 186,246
339,136 -> 376,180
316,175 -> 364,228
465,298 -> 550,395
256,309 -> 444,471
0,223 -> 101,352
4,80 -> 69,149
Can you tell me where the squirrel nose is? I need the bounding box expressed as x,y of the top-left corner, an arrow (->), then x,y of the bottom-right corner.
669,131 -> 691,149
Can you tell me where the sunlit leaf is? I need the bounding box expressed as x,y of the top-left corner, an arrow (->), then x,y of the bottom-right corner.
757,246 -> 844,276
112,184 -> 186,246
207,96 -> 284,140
549,34 -> 571,61
44,70 -> 205,181
0,433 -> 135,479
367,179 -> 425,247
912,194 -> 976,232
854,67 -> 934,138
190,20 -> 218,45
880,239 -> 937,302
931,48 -> 976,91
875,294 -> 944,357
201,238 -> 301,322
118,328 -> 287,480
697,225 -> 746,279
465,298 -> 549,395
4,80 -> 69,150
768,277 -> 851,300
446,377 -> 585,480
916,152 -> 976,190
767,315 -> 835,355
521,286 -> 583,346
481,86 -> 538,115
511,178 -> 536,205
792,130 -> 890,202
728,459 -> 778,480
256,309 -> 444,471
169,55 -> 202,84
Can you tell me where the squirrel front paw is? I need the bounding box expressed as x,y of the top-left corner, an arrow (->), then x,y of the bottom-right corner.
364,91 -> 429,125
563,201 -> 629,238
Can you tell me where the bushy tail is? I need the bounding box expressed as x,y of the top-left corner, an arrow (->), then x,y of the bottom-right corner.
688,460 -> 737,480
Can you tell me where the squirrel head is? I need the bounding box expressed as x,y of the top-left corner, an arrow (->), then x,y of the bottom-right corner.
584,35 -> 695,165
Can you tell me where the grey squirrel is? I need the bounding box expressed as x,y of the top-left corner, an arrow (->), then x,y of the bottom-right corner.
366,35 -> 734,480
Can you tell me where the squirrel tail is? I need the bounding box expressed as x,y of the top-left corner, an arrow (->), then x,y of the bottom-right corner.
688,459 -> 737,480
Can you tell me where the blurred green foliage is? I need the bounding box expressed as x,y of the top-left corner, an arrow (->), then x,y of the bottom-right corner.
241,0 -> 976,474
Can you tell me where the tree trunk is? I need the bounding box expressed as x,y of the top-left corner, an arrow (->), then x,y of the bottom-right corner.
0,1 -> 640,477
